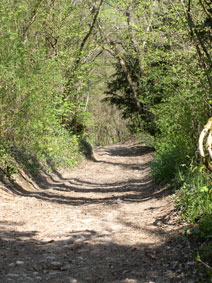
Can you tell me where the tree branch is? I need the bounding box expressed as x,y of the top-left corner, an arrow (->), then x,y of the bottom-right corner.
74,0 -> 104,71
23,0 -> 45,41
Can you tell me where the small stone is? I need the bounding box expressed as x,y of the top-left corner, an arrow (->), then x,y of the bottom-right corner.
33,272 -> 39,276
49,271 -> 60,276
105,237 -> 112,243
166,270 -> 174,275
45,255 -> 56,260
25,277 -> 34,281
62,263 -> 71,270
75,235 -> 85,242
102,230 -> 111,235
8,273 -> 19,278
16,260 -> 24,265
187,261 -> 196,265
51,261 -> 62,268
8,263 -> 15,267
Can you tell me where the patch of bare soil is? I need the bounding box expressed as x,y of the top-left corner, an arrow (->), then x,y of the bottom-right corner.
0,144 -> 200,282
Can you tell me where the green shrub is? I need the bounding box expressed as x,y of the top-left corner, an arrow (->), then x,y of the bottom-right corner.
151,140 -> 191,182
175,168 -> 212,240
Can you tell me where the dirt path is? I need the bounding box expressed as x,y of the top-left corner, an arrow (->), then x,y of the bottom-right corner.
0,144 -> 198,282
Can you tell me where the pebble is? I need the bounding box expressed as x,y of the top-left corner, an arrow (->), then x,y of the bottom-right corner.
187,261 -> 196,265
49,271 -> 60,276
105,237 -> 112,243
51,261 -> 62,267
102,230 -> 111,235
8,273 -> 19,278
45,255 -> 56,260
25,277 -> 34,281
8,263 -> 15,267
33,272 -> 39,276
16,260 -> 24,265
166,270 -> 174,275
75,235 -> 86,241
62,263 -> 71,270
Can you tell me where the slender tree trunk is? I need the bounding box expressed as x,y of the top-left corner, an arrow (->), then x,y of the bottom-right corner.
64,0 -> 104,95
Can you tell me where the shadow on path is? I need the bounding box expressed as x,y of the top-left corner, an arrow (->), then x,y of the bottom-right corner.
0,145 -> 172,206
0,222 -> 197,283
0,144 -> 201,282
97,145 -> 154,157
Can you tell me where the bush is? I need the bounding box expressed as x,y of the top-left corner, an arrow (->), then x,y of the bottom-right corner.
175,168 -> 212,240
151,140 -> 191,182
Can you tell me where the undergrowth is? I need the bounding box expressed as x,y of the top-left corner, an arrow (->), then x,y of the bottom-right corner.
151,140 -> 212,280
175,167 -> 212,239
175,168 -> 212,280
0,129 -> 82,181
151,140 -> 192,182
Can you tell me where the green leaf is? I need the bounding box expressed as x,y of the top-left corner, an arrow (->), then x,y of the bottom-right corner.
196,252 -> 201,262
200,186 -> 209,193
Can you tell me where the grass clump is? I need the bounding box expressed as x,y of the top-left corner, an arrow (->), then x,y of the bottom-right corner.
174,166 -> 212,280
175,167 -> 212,240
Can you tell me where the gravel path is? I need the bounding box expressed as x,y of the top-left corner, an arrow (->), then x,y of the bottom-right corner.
0,144 -> 198,282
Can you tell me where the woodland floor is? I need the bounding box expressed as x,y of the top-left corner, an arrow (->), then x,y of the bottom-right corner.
0,143 -> 202,282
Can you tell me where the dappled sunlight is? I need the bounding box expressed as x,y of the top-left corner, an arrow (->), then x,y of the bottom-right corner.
0,144 -> 163,206
0,144 -> 200,282
0,224 -> 195,283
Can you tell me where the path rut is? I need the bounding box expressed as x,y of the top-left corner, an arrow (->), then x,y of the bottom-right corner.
0,144 -> 197,282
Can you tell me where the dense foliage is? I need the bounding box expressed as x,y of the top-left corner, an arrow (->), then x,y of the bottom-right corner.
0,0 -> 212,275
0,0 -> 127,176
99,0 -> 212,275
